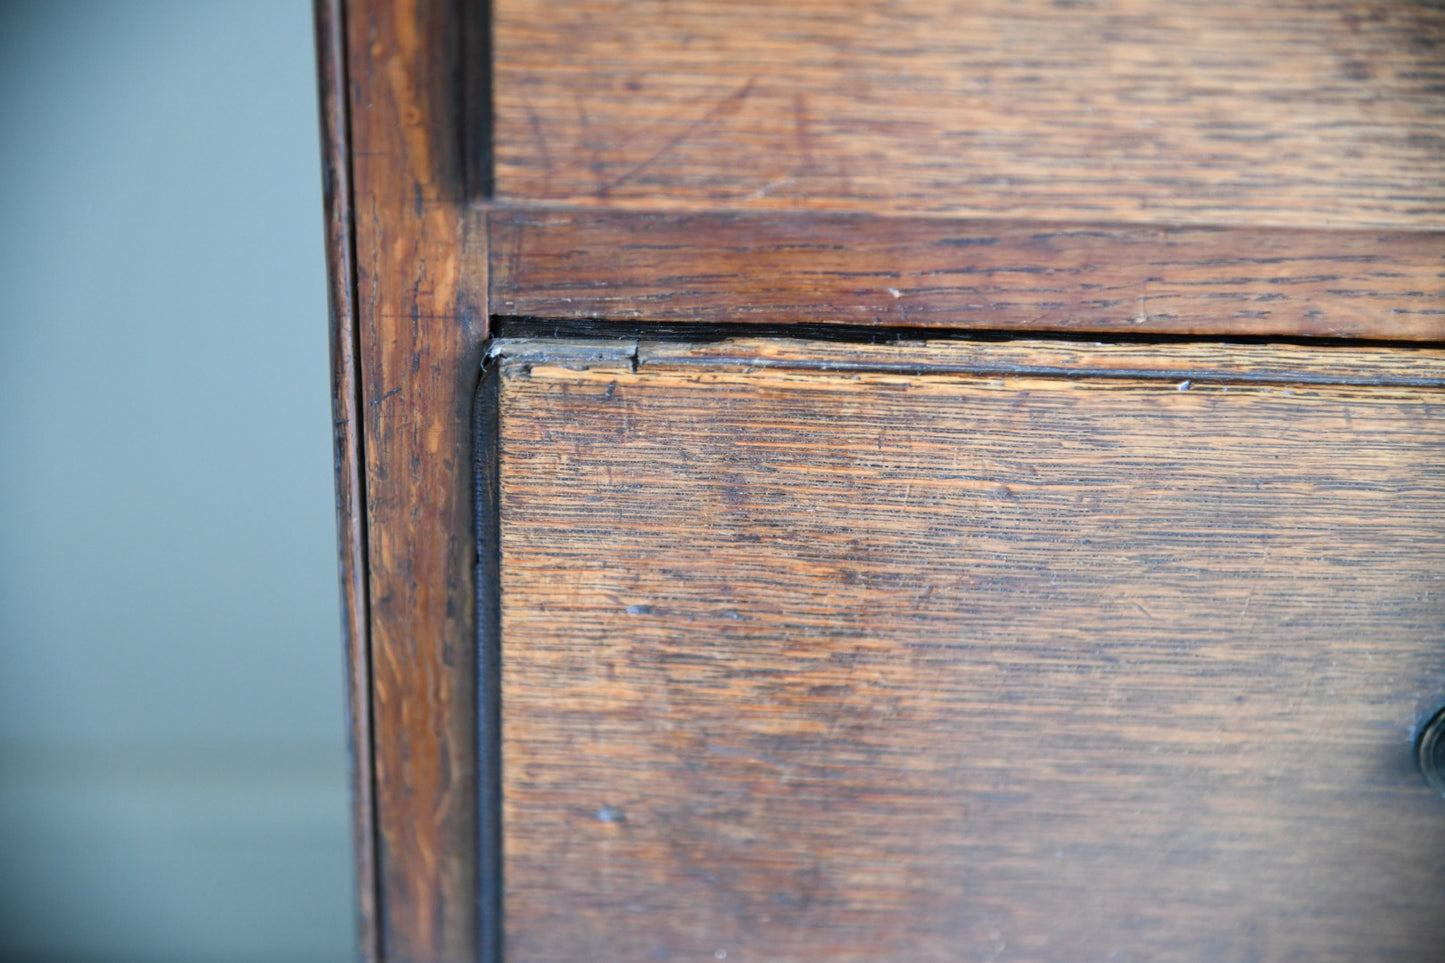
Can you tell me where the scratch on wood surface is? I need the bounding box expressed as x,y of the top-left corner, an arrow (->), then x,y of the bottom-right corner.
598,77 -> 757,195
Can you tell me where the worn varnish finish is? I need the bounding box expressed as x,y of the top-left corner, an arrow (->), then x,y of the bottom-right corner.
494,0 -> 1445,228
342,0 -> 489,958
314,0 -> 376,956
325,0 -> 1445,956
496,338 -> 1445,961
490,209 -> 1445,340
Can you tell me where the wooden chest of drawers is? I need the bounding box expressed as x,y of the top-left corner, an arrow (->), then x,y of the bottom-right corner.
316,1 -> 1445,959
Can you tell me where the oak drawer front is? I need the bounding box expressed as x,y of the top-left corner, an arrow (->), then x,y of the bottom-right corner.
488,338 -> 1445,961
493,0 -> 1445,230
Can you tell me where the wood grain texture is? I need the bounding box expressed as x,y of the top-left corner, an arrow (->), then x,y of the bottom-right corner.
490,209 -> 1445,340
496,337 -> 1445,961
494,0 -> 1445,229
638,336 -> 1445,386
344,0 -> 488,958
314,0 -> 377,957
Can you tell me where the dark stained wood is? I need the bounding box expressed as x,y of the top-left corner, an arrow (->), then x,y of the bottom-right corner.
494,0 -> 1445,229
490,209 -> 1445,340
328,0 -> 1445,956
343,0 -> 489,958
313,0 -> 377,957
495,337 -> 1445,961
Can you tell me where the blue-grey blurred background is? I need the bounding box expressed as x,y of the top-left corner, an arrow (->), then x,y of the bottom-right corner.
0,2 -> 354,960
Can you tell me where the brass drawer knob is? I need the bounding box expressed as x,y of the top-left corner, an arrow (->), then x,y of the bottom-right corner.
1418,707 -> 1445,796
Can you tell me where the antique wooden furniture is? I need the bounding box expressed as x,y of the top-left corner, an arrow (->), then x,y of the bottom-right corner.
316,1 -> 1445,960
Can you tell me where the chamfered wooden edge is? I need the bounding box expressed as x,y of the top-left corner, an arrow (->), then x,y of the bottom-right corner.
634,337 -> 1445,387
489,207 -> 1445,342
343,0 -> 490,958
487,334 -> 1445,388
314,0 -> 378,958
473,361 -> 503,963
